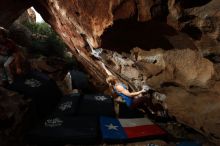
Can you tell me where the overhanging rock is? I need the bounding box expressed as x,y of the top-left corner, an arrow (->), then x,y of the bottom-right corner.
0,0 -> 220,145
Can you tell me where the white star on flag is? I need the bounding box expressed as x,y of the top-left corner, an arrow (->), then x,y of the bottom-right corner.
106,123 -> 118,130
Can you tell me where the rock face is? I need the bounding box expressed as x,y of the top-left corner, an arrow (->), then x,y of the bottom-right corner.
0,0 -> 220,145
31,1 -> 220,144
162,86 -> 220,145
0,87 -> 30,146
0,0 -> 31,28
168,0 -> 220,55
15,8 -> 36,24
8,22 -> 32,47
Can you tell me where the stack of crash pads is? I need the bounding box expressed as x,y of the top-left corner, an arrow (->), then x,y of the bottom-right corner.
26,93 -> 115,145
23,82 -> 166,145
100,116 -> 167,142
8,71 -> 62,118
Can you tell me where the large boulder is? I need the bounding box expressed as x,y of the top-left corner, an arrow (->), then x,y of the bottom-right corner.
15,8 -> 36,24
161,86 -> 220,145
0,87 -> 30,146
0,0 -> 220,145
138,48 -> 214,88
103,48 -> 214,89
8,22 -> 32,48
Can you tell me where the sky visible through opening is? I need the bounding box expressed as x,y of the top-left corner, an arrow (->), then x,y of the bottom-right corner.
32,7 -> 44,23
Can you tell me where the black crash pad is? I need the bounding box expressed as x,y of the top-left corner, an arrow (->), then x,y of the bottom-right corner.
78,94 -> 115,117
26,116 -> 99,145
70,69 -> 91,93
8,71 -> 62,118
53,93 -> 81,116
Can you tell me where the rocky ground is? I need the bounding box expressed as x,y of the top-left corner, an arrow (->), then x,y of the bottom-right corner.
0,87 -> 30,146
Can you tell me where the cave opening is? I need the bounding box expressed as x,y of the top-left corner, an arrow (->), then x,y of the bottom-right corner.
101,17 -> 178,53
1,0 -> 220,145
100,0 -> 180,53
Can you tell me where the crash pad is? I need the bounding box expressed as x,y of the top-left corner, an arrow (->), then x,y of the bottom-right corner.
78,94 -> 115,117
27,116 -> 99,145
53,92 -> 81,116
100,116 -> 166,142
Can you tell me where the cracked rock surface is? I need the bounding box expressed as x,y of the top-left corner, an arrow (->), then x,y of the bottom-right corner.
0,0 -> 220,145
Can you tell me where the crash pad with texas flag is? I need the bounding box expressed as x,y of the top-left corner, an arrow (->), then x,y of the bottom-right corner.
100,116 -> 167,141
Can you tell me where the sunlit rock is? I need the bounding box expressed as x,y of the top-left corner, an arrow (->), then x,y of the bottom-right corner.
0,0 -> 220,145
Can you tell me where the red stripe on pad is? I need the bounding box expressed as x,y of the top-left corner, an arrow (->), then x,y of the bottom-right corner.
124,125 -> 166,138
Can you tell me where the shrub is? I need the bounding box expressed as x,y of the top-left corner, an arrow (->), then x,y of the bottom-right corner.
24,22 -> 67,58
24,22 -> 53,36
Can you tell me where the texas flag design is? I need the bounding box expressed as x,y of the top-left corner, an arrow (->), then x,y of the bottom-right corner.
100,116 -> 166,141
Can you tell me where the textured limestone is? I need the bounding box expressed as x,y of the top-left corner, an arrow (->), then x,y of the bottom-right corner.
15,8 -> 36,24
168,0 -> 220,55
161,86 -> 220,145
104,48 -> 214,89
0,0 -> 220,145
